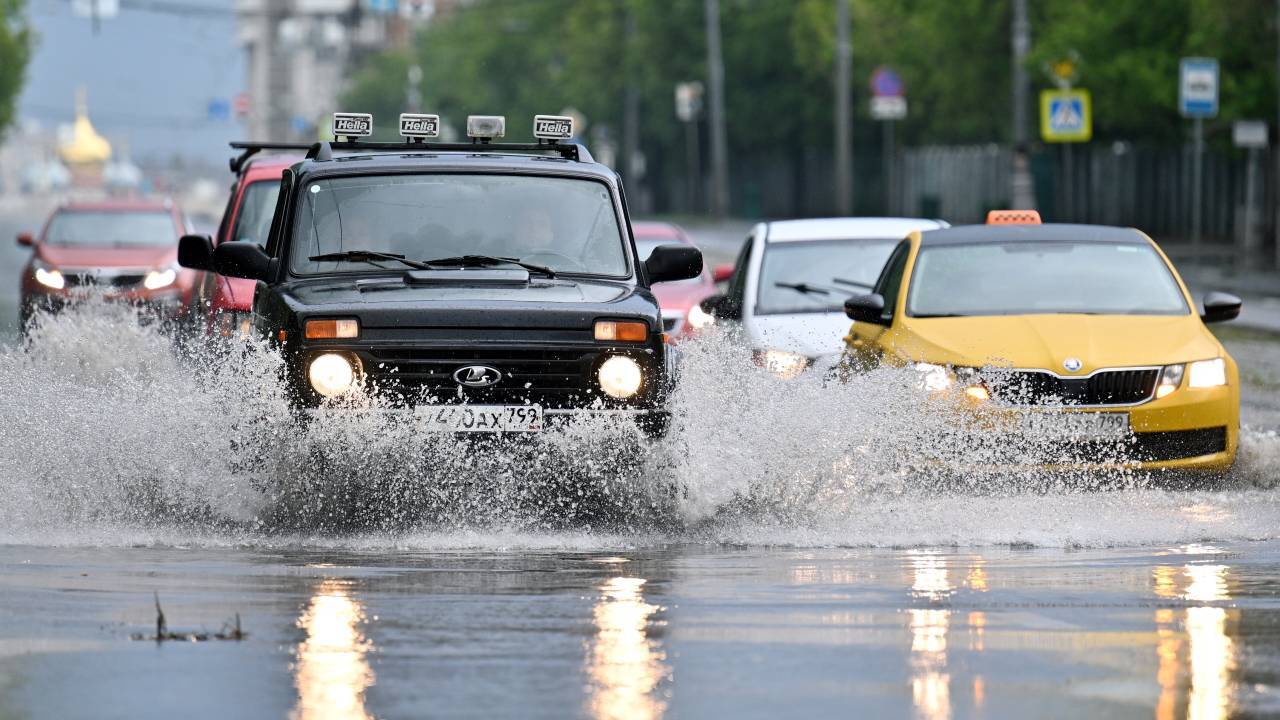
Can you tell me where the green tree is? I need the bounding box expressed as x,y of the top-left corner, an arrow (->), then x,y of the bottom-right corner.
0,0 -> 33,137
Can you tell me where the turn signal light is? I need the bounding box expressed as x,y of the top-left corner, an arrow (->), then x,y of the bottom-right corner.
305,318 -> 359,339
594,320 -> 648,342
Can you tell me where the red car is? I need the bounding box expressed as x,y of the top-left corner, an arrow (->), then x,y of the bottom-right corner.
632,221 -> 724,340
18,198 -> 193,330
191,145 -> 300,338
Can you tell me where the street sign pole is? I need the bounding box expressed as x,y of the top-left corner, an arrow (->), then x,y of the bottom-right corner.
883,119 -> 894,215
1180,57 -> 1219,246
834,0 -> 852,216
869,66 -> 906,215
1192,117 -> 1204,244
1233,120 -> 1269,264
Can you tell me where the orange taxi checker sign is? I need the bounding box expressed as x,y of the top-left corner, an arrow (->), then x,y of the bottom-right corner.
986,209 -> 1042,225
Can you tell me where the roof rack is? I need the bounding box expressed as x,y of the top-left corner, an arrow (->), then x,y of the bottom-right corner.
303,140 -> 594,164
229,142 -> 314,174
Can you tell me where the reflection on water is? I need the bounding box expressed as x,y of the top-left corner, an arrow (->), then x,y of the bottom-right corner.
1153,560 -> 1236,720
586,577 -> 669,720
908,552 -> 954,720
292,579 -> 375,720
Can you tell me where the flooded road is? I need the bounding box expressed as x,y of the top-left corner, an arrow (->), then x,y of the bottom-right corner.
2,205 -> 1280,718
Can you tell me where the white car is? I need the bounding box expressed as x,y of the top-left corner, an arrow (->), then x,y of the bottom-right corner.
702,217 -> 949,377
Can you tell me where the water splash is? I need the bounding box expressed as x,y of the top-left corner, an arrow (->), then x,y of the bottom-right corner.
0,301 -> 1276,549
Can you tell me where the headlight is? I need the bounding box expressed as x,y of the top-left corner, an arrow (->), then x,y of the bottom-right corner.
759,349 -> 809,379
215,311 -> 254,341
914,362 -> 953,392
143,266 -> 178,290
309,353 -> 357,397
1156,363 -> 1185,398
1188,358 -> 1227,388
598,355 -> 643,398
686,302 -> 714,330
34,261 -> 65,290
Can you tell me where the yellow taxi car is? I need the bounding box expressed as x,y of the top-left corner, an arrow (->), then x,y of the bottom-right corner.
841,212 -> 1243,473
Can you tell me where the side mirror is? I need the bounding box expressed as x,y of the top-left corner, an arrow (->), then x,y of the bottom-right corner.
646,244 -> 703,284
844,293 -> 888,325
699,293 -> 741,320
1201,291 -> 1242,324
177,234 -> 215,270
213,241 -> 272,281
15,232 -> 33,247
712,263 -> 735,283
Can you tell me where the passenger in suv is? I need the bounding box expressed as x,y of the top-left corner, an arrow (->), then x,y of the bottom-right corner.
179,113 -> 702,435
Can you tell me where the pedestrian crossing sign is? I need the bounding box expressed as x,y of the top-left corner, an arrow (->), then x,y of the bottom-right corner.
1040,89 -> 1092,142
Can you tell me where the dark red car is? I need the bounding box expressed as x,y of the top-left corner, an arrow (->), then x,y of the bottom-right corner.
191,147 -> 298,338
18,198 -> 193,330
632,221 -> 722,340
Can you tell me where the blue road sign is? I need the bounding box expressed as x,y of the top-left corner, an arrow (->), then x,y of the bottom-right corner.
870,66 -> 904,98
366,0 -> 397,12
206,99 -> 230,121
1040,89 -> 1092,143
1179,57 -> 1219,119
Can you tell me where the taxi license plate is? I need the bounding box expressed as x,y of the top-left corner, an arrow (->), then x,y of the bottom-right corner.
1020,411 -> 1129,439
415,405 -> 543,433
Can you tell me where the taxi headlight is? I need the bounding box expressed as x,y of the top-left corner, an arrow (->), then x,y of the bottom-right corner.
143,266 -> 178,290
598,355 -> 643,399
1156,363 -> 1185,398
759,349 -> 809,379
34,262 -> 65,290
1187,358 -> 1227,388
914,362 -> 953,392
687,302 -> 714,330
309,353 -> 358,397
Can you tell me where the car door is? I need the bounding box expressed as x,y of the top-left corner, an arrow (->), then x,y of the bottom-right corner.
845,237 -> 912,367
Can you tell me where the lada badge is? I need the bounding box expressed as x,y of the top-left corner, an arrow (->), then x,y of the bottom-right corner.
453,365 -> 503,388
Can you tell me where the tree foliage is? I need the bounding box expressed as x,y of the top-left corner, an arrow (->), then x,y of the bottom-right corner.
0,0 -> 32,138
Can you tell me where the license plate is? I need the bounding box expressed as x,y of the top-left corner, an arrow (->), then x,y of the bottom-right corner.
414,405 -> 543,433
1019,411 -> 1129,439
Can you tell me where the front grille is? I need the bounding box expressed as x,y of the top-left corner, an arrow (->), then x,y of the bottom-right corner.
63,272 -> 145,289
985,368 -> 1159,406
1130,427 -> 1228,462
357,345 -> 654,409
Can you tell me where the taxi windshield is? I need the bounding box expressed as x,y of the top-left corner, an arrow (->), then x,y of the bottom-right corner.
907,241 -> 1190,317
290,174 -> 628,276
755,239 -> 899,315
45,210 -> 176,247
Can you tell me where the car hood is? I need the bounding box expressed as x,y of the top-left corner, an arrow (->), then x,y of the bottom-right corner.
38,244 -> 175,270
750,312 -> 853,357
271,274 -> 660,332
897,314 -> 1225,371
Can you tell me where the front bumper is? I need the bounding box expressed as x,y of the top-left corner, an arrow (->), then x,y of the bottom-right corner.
302,406 -> 669,436
23,286 -> 188,320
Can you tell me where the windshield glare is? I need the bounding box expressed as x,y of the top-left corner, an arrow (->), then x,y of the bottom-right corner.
907,241 -> 1190,317
755,239 -> 898,315
290,174 -> 627,276
45,211 -> 177,247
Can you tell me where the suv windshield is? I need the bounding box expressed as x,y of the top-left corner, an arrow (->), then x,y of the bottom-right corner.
907,241 -> 1190,317
755,239 -> 898,315
45,210 -> 176,247
290,174 -> 627,276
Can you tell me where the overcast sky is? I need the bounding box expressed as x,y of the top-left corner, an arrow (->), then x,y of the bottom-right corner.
18,0 -> 244,165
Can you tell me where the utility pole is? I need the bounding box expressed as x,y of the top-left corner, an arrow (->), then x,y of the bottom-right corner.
1275,0 -> 1280,268
704,0 -> 729,217
622,4 -> 641,197
1010,0 -> 1035,209
834,0 -> 852,215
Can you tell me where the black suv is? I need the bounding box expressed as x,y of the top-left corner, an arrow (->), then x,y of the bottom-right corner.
179,113 -> 701,435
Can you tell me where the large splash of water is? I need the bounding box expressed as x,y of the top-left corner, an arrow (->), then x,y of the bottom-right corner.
1,301 -> 1277,549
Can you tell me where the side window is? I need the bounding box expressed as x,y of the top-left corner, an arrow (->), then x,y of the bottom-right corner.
214,185 -> 237,245
724,234 -> 753,318
264,171 -> 294,258
875,240 -> 911,321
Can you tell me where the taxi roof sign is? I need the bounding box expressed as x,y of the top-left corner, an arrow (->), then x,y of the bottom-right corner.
332,112 -> 373,140
399,113 -> 440,140
986,209 -> 1041,225
533,114 -> 574,141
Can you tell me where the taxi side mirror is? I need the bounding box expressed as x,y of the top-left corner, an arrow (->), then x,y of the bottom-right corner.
712,263 -> 735,283
844,293 -> 888,325
16,232 -> 34,247
1201,291 -> 1242,324
646,244 -> 703,284
178,234 -> 215,270
213,241 -> 272,281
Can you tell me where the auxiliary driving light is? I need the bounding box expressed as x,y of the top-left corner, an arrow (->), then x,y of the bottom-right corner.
466,115 -> 506,141
309,353 -> 357,398
598,355 -> 643,399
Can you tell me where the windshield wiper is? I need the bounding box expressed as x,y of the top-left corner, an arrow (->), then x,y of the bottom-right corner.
832,277 -> 875,290
422,254 -> 556,278
309,250 -> 432,270
774,281 -> 830,296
